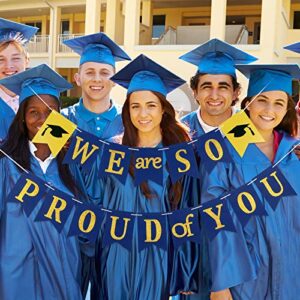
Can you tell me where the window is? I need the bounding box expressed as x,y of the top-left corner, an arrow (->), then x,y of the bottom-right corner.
61,20 -> 70,35
152,15 -> 166,38
294,12 -> 300,29
25,22 -> 42,34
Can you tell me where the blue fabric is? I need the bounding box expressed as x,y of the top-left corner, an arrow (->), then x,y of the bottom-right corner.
0,155 -> 82,300
0,98 -> 15,142
62,32 -> 131,66
0,64 -> 72,105
181,111 -> 205,138
0,17 -> 38,44
201,132 -> 300,299
110,54 -> 185,96
81,146 -> 199,300
179,38 -> 257,78
61,99 -> 123,139
173,112 -> 210,300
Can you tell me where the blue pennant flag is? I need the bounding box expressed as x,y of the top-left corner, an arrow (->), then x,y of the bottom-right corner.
255,166 -> 297,210
165,142 -> 199,184
7,172 -> 47,216
195,130 -> 232,173
63,129 -> 102,172
168,208 -> 201,249
133,148 -> 164,185
68,202 -> 104,242
137,213 -> 168,251
99,143 -> 131,184
229,184 -> 268,227
35,188 -> 75,232
102,211 -> 135,251
201,198 -> 236,240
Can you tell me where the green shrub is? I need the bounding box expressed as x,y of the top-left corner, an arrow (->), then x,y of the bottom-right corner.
60,96 -> 80,108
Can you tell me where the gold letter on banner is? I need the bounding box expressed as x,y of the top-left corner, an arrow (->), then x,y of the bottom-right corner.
105,150 -> 125,175
259,171 -> 284,197
237,192 -> 256,214
203,204 -> 225,229
204,139 -> 224,161
78,210 -> 97,233
15,179 -> 39,203
172,213 -> 195,238
144,219 -> 162,242
110,216 -> 131,240
44,196 -> 67,223
72,136 -> 99,164
175,149 -> 191,173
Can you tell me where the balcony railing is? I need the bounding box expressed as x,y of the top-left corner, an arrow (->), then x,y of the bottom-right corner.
27,35 -> 49,53
57,34 -> 84,53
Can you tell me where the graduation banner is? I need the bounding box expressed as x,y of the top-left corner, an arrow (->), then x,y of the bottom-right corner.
221,111 -> 265,157
133,148 -> 163,185
196,130 -> 232,173
137,213 -> 168,251
63,129 -> 102,172
255,166 -> 297,210
68,202 -> 105,242
7,172 -> 47,216
32,110 -> 77,157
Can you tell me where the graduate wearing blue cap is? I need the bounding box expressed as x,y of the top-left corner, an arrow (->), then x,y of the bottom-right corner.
179,38 -> 257,138
0,64 -> 85,300
0,17 -> 38,142
81,54 -> 199,300
174,39 -> 257,300
61,32 -> 131,139
200,64 -> 300,300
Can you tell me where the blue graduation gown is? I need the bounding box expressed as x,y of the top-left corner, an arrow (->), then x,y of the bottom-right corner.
181,111 -> 205,138
201,133 -> 300,299
83,150 -> 198,300
0,156 -> 82,300
173,111 -> 210,300
61,98 -> 123,139
0,98 -> 15,142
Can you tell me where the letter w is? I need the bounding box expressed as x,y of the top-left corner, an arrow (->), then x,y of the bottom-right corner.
72,136 -> 99,164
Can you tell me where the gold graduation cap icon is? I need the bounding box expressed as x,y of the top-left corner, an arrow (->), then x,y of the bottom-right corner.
221,111 -> 264,157
228,124 -> 255,138
32,111 -> 77,157
41,124 -> 68,138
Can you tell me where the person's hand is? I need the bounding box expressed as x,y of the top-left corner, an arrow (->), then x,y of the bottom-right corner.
180,291 -> 194,295
294,145 -> 300,160
210,289 -> 233,300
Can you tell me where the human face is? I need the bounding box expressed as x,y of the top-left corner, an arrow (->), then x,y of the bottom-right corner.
0,43 -> 28,80
194,74 -> 238,117
74,62 -> 115,103
25,95 -> 59,140
246,90 -> 288,135
129,91 -> 164,136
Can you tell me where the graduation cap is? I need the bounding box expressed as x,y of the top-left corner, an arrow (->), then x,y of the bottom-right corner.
0,17 -> 38,45
63,32 -> 131,66
228,124 -> 255,137
0,64 -> 73,104
41,124 -> 68,138
283,42 -> 300,54
110,54 -> 185,96
236,64 -> 300,97
179,38 -> 257,78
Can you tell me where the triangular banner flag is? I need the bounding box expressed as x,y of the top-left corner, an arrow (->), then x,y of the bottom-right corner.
32,111 -> 77,157
221,111 -> 264,157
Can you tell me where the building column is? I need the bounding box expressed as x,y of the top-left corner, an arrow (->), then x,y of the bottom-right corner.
48,5 -> 61,69
210,0 -> 227,40
142,0 -> 152,27
123,0 -> 140,50
259,0 -> 281,61
106,0 -> 124,44
85,0 -> 101,34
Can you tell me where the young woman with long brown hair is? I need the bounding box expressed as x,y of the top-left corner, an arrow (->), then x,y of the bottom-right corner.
84,55 -> 198,300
